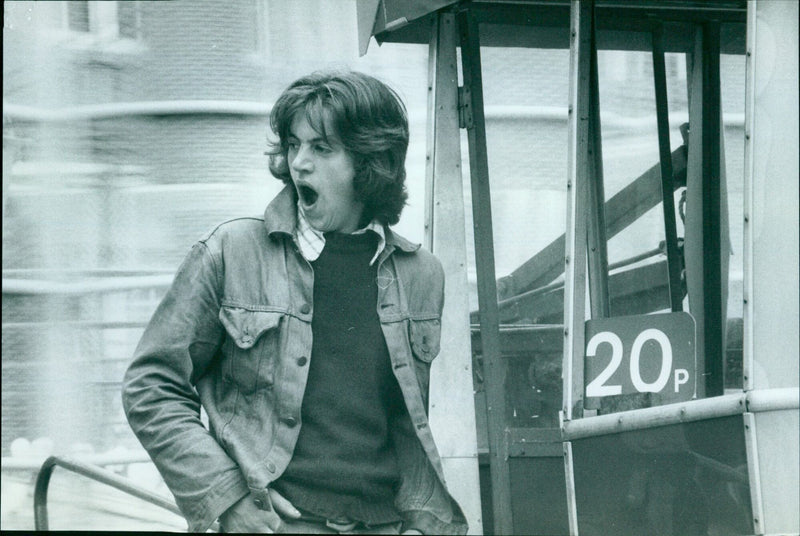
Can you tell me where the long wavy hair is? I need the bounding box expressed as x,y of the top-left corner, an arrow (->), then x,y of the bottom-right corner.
267,70 -> 409,226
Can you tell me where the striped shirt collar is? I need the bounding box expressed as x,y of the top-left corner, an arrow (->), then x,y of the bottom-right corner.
295,204 -> 386,266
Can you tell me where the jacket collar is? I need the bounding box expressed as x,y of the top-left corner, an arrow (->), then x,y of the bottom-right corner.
383,225 -> 420,254
263,184 -> 420,254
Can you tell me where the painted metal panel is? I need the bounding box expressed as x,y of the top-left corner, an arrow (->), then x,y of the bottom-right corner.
744,1 -> 799,532
752,410 -> 800,533
745,0 -> 800,392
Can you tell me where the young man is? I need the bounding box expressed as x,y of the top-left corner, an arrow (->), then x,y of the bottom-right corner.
122,71 -> 468,534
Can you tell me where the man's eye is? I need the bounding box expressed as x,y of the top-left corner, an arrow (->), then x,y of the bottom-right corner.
287,141 -> 299,151
314,144 -> 332,154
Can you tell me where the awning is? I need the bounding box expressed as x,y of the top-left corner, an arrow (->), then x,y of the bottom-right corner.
357,0 -> 459,55
356,0 -> 747,56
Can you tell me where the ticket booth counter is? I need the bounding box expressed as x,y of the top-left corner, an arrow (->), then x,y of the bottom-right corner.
358,1 -> 798,534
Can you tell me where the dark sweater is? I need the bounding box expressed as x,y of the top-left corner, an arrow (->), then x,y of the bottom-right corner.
272,231 -> 404,525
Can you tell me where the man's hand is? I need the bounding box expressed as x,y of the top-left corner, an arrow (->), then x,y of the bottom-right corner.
218,488 -> 301,533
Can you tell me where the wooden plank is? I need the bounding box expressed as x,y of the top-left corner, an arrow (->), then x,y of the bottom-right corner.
425,12 -> 483,535
563,3 -> 592,530
563,0 -> 592,422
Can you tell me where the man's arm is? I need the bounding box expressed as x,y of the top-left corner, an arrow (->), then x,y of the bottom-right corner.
122,242 -> 248,532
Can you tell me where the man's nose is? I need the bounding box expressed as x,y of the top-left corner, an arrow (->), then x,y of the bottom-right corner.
291,146 -> 313,173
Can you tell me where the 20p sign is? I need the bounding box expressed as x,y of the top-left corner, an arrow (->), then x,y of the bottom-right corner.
584,312 -> 697,402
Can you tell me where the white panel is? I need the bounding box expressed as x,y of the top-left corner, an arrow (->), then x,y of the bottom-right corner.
442,457 -> 484,536
745,2 -> 799,534
748,0 -> 799,390
753,410 -> 800,533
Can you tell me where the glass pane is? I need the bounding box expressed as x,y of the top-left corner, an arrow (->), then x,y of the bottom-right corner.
467,43 -> 570,434
572,416 -> 754,536
589,43 -> 745,413
720,52 -> 746,392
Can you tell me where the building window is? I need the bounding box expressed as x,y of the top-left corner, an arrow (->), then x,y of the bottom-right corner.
66,1 -> 90,32
117,2 -> 141,40
254,0 -> 270,58
60,1 -> 141,40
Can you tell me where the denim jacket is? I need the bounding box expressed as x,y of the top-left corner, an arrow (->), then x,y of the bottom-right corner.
122,186 -> 468,534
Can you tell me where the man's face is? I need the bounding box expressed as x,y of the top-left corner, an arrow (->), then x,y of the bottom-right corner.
288,113 -> 364,234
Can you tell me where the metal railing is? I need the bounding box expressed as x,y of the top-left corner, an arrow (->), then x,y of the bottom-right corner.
33,455 -> 185,531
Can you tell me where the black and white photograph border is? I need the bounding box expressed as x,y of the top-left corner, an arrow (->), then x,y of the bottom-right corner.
2,1 -> 797,534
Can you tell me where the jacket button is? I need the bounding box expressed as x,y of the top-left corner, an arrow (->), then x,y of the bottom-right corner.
282,416 -> 298,428
253,498 -> 264,509
300,304 -> 311,314
266,462 -> 276,472
297,356 -> 308,366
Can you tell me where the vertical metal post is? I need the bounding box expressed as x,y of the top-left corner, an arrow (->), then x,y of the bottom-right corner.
586,6 -> 610,321
743,412 -> 766,535
686,21 -> 728,398
685,28 -> 705,399
652,23 -> 685,312
564,0 -> 592,424
584,1 -> 608,414
563,1 -> 593,533
563,440 -> 579,536
742,0 -> 757,397
456,6 -> 513,534
701,21 -> 724,397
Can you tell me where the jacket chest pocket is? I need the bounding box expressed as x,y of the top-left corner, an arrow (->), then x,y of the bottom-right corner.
219,306 -> 283,394
408,318 -> 441,408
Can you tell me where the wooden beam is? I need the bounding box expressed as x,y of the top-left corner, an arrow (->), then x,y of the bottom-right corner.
425,12 -> 484,534
457,6 -> 513,534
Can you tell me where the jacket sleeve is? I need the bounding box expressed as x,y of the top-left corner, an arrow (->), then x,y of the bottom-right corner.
394,252 -> 468,535
122,242 -> 249,532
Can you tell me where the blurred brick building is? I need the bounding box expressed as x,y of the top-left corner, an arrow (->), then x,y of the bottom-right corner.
3,0 -> 430,457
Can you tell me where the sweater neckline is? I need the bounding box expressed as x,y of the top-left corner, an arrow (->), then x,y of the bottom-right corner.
321,231 -> 379,254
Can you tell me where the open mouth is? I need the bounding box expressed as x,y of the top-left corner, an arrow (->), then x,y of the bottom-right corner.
297,184 -> 319,206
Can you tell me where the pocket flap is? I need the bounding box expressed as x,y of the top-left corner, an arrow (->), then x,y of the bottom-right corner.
219,307 -> 282,349
409,318 -> 442,363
